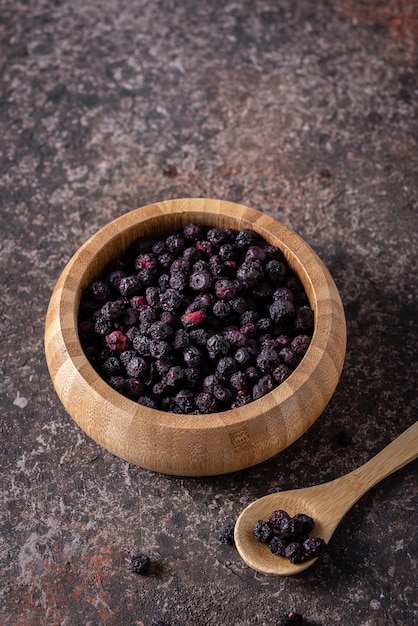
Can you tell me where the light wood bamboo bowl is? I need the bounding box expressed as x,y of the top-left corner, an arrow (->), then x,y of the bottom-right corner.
44,198 -> 346,476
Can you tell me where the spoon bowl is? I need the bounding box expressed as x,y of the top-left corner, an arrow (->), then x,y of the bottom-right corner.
234,421 -> 418,575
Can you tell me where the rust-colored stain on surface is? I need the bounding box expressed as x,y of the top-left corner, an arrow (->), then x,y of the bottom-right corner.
336,0 -> 418,44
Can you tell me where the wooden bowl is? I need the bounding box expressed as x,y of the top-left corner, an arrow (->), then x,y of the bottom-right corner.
44,198 -> 346,476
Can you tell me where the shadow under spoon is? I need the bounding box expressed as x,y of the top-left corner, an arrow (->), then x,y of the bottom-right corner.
234,421 -> 418,576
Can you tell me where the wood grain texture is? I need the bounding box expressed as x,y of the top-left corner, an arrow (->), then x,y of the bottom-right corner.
44,198 -> 347,476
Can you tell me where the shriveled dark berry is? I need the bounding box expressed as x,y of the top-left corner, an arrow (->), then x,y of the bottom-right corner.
284,542 -> 306,564
189,328 -> 208,346
145,286 -> 160,308
245,365 -> 261,382
183,222 -> 203,241
150,321 -> 173,340
126,553 -> 150,575
160,288 -> 183,312
272,364 -> 292,384
207,226 -> 230,246
118,275 -> 142,297
165,366 -> 185,388
207,333 -> 230,359
130,295 -> 147,310
234,347 -> 256,365
245,245 -> 266,263
125,378 -> 144,399
231,391 -> 252,408
149,340 -> 172,359
182,246 -> 200,263
292,513 -> 314,535
218,522 -> 235,545
212,300 -> 232,318
125,357 -> 148,380
135,253 -> 157,273
269,535 -> 289,556
195,239 -> 216,256
158,248 -> 175,267
93,315 -> 113,336
268,509 -> 290,530
105,330 -> 129,352
236,261 -> 264,287
269,299 -> 296,324
109,375 -> 126,392
183,345 -> 204,368
137,396 -> 158,409
174,389 -> 196,413
181,310 -> 206,329
202,374 -> 219,392
273,287 -> 294,301
256,346 -> 280,372
183,367 -> 200,388
170,258 -> 191,275
303,536 -> 326,557
252,374 -> 274,400
101,357 -> 121,376
229,296 -> 247,313
291,334 -> 311,357
213,384 -> 233,404
214,278 -> 237,301
169,271 -> 188,291
195,392 -> 215,413
279,347 -> 299,368
166,233 -> 185,255
189,270 -> 213,292
223,328 -> 247,348
294,305 -> 314,331
253,520 -> 274,544
87,280 -> 110,304
101,299 -> 125,321
107,269 -> 127,291
219,243 -> 237,262
132,334 -> 151,355
208,255 -> 226,276
265,259 -> 287,284
230,370 -> 247,391
216,356 -> 239,381
152,239 -> 166,255
154,357 -> 172,377
235,228 -> 260,249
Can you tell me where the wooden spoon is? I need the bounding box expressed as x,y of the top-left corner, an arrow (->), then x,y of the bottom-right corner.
234,421 -> 418,576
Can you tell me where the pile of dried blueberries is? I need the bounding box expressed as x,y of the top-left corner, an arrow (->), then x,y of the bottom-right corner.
78,222 -> 314,414
253,509 -> 326,564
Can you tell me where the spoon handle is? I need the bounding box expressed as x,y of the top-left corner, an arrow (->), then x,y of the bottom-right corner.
329,421 -> 418,519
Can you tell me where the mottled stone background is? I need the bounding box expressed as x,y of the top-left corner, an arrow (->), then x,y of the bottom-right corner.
1,1 -> 417,625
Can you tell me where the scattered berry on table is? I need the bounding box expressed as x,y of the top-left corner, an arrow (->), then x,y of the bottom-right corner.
78,222 -> 314,413
218,522 -> 236,545
126,552 -> 150,574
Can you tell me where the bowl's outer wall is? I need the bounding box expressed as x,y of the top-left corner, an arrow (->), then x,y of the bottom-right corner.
44,198 -> 346,476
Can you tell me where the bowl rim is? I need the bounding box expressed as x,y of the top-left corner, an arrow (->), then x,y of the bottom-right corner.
45,198 -> 346,475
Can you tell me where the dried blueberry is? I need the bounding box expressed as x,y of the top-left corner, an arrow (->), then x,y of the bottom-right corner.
253,520 -> 274,544
126,553 -> 150,575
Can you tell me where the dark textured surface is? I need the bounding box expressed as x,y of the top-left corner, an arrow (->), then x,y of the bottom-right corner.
1,1 -> 417,624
